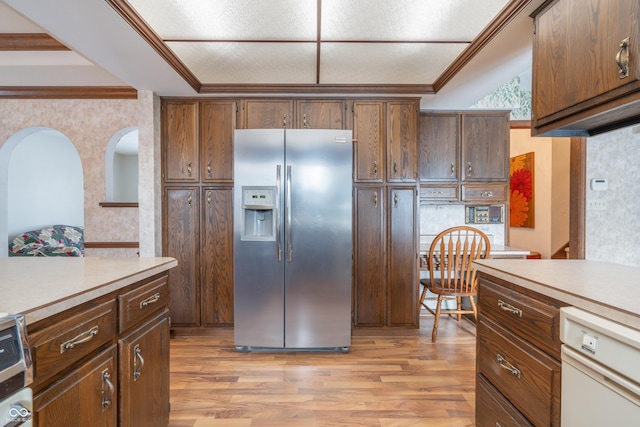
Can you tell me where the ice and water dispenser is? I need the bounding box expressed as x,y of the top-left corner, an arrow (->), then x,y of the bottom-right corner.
241,186 -> 276,241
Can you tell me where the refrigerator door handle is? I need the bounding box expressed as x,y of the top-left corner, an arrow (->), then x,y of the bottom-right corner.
286,165 -> 293,262
276,165 -> 282,262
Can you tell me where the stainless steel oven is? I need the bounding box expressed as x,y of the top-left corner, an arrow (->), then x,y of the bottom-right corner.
0,314 -> 33,427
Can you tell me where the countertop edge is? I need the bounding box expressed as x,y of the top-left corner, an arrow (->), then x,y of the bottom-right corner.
23,258 -> 177,325
474,260 -> 640,331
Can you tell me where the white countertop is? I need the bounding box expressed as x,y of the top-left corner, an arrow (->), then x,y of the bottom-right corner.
473,259 -> 640,330
0,257 -> 177,324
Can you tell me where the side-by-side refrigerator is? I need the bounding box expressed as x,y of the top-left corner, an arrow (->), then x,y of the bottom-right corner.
233,129 -> 352,351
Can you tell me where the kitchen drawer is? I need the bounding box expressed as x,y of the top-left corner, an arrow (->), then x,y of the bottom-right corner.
118,275 -> 169,333
478,275 -> 563,359
477,318 -> 561,427
419,185 -> 458,202
476,373 -> 533,427
461,183 -> 506,202
30,300 -> 117,381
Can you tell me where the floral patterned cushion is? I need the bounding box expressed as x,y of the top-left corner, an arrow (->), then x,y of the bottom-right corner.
9,225 -> 84,257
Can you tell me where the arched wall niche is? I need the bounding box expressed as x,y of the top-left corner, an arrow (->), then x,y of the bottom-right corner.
105,127 -> 139,203
0,127 -> 84,257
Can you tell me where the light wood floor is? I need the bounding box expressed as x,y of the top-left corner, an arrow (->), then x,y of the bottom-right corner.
168,314 -> 477,427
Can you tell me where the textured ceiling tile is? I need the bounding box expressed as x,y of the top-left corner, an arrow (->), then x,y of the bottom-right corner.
320,42 -> 468,84
167,42 -> 317,84
129,0 -> 317,40
321,0 -> 510,41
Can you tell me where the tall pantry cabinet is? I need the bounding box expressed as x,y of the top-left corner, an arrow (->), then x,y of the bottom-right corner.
162,100 -> 236,328
162,97 -> 420,330
353,99 -> 420,328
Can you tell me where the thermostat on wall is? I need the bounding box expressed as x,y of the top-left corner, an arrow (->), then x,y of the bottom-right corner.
590,178 -> 608,191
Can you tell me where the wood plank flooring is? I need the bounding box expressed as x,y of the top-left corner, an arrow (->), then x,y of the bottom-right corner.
168,314 -> 477,427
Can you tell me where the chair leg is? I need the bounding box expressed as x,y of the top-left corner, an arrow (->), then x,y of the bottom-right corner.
432,295 -> 443,342
456,297 -> 462,322
419,283 -> 428,311
469,295 -> 478,323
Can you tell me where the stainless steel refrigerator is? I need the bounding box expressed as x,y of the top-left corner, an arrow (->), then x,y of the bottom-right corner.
233,129 -> 352,351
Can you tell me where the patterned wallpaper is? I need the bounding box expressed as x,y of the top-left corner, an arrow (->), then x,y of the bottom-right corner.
586,125 -> 640,267
472,75 -> 532,120
0,98 -> 141,257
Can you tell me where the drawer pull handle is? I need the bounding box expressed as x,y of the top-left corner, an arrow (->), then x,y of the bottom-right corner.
61,325 -> 99,353
101,369 -> 114,409
140,292 -> 161,309
498,300 -> 523,317
497,354 -> 521,379
133,344 -> 145,381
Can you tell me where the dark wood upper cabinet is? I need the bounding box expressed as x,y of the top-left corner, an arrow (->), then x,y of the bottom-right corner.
200,101 -> 237,182
353,101 -> 385,182
243,99 -> 294,129
460,112 -> 509,182
419,113 -> 459,182
387,101 -> 418,182
296,100 -> 346,129
532,0 -> 640,136
163,101 -> 198,182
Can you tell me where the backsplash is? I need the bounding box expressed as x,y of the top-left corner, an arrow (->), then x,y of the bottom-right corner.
419,204 -> 506,248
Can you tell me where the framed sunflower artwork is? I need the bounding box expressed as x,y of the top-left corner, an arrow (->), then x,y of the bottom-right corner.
510,152 -> 534,228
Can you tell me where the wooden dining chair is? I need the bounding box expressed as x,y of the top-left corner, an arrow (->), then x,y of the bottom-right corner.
418,226 -> 491,342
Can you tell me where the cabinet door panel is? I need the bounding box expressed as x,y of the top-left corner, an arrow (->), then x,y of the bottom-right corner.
296,100 -> 345,129
33,346 -> 117,427
163,101 -> 198,182
244,99 -> 294,129
354,186 -> 385,326
353,102 -> 384,182
461,113 -> 509,182
119,311 -> 170,427
387,101 -> 418,182
387,187 -> 417,326
533,0 -> 638,121
419,113 -> 459,182
164,187 -> 200,326
202,187 -> 234,326
200,101 -> 237,182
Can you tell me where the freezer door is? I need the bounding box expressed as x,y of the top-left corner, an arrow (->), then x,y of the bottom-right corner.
284,129 -> 353,348
233,129 -> 285,348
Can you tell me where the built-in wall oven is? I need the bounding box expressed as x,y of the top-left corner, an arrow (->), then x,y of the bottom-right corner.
0,314 -> 32,427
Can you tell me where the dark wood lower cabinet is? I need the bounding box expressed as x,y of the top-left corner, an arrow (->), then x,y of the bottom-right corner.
34,346 -> 118,427
30,273 -> 171,427
118,310 -> 170,427
353,185 -> 418,327
476,273 -> 563,427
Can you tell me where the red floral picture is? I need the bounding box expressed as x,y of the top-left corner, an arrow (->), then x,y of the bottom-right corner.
510,152 -> 534,228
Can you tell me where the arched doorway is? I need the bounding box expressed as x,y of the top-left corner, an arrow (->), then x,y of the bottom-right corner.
0,127 -> 84,257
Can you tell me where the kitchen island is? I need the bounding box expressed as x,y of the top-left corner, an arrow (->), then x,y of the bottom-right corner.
472,259 -> 640,426
0,256 -> 177,427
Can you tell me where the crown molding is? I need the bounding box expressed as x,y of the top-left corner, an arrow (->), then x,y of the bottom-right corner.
0,86 -> 138,99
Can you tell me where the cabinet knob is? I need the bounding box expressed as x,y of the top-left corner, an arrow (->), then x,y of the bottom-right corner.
393,192 -> 399,207
207,161 -> 212,177
372,161 -> 378,178
467,162 -> 472,176
373,192 -> 378,208
393,161 -> 398,177
450,162 -> 455,177
616,37 -> 630,79
187,161 -> 192,177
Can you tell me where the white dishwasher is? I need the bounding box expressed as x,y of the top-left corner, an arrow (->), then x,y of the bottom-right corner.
560,307 -> 640,426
